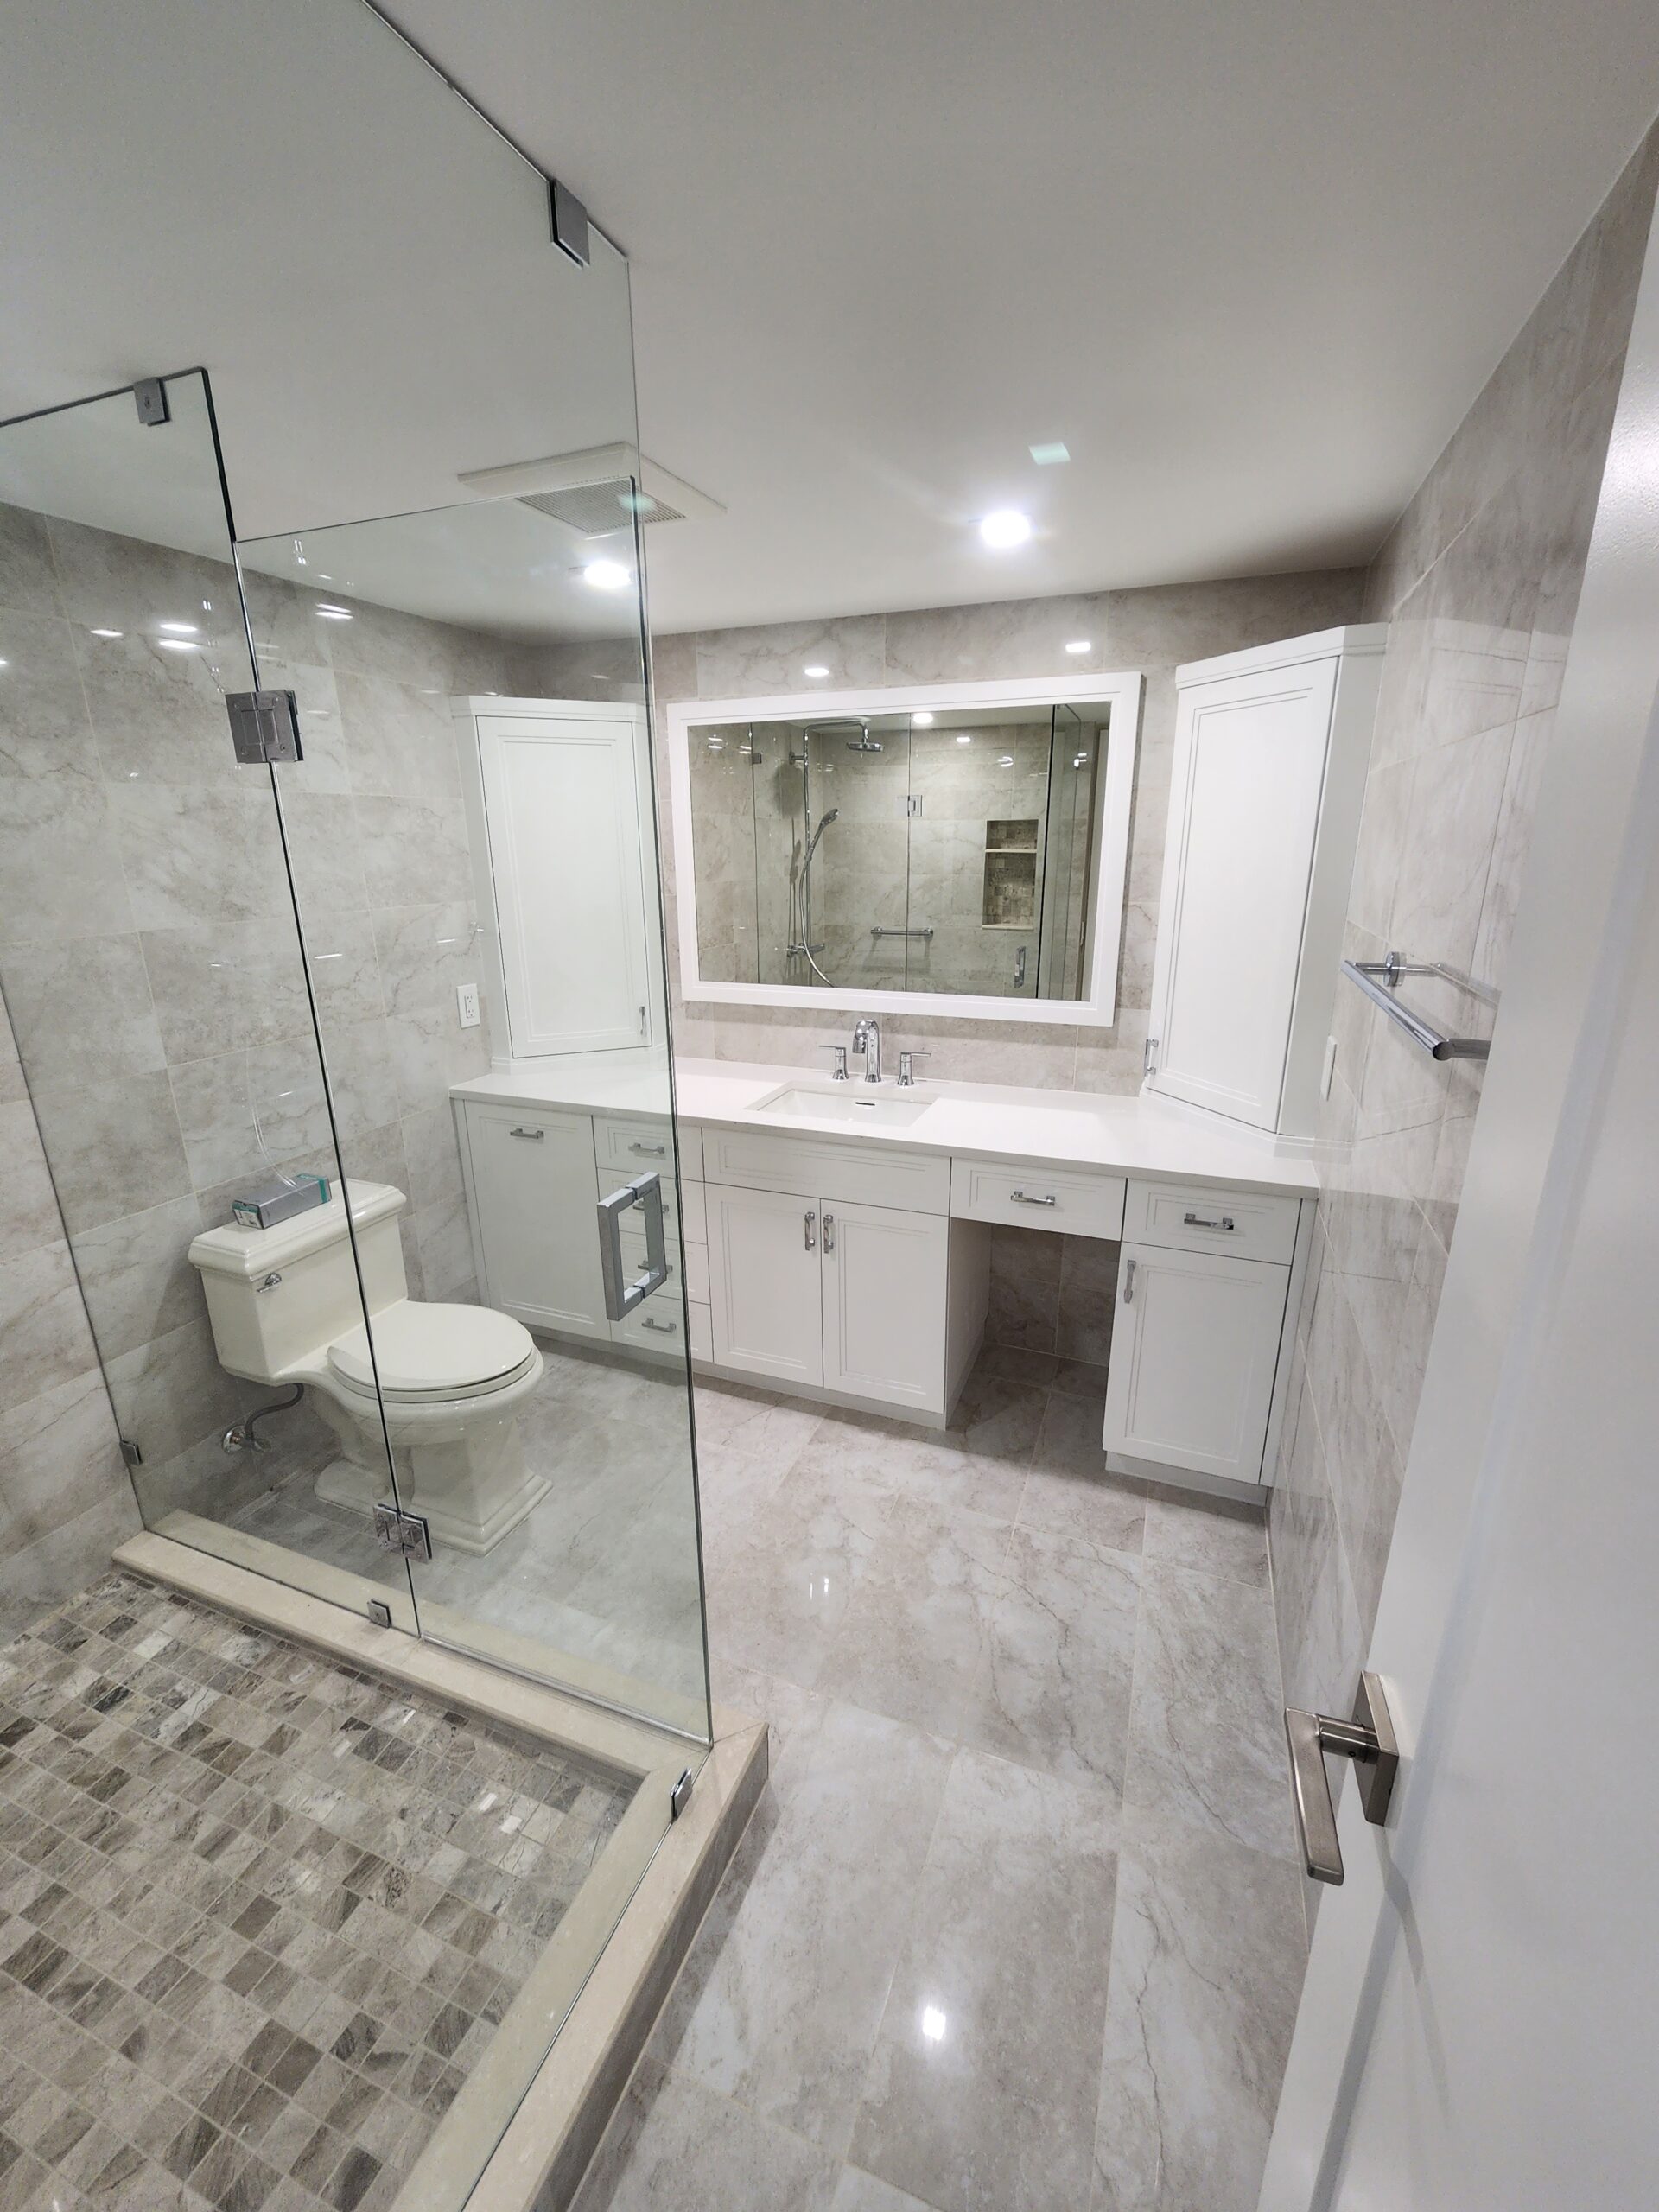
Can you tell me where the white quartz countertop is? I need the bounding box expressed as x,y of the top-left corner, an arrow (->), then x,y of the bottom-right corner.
451,1056 -> 1319,1198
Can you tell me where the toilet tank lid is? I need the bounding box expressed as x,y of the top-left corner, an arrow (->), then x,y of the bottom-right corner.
188,1180 -> 406,1279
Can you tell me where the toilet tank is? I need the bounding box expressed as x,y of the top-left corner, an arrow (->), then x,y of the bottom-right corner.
189,1181 -> 408,1382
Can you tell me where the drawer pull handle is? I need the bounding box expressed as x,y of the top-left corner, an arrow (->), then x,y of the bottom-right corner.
823,1211 -> 836,1255
510,1126 -> 544,1141
1009,1190 -> 1058,1207
629,1141 -> 667,1157
640,1315 -> 678,1335
804,1209 -> 817,1251
1122,1256 -> 1137,1305
1183,1210 -> 1236,1231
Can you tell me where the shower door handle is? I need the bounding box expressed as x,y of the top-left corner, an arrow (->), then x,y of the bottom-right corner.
597,1172 -> 670,1321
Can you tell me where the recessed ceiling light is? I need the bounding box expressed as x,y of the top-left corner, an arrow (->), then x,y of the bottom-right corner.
315,604 -> 353,620
89,627 -> 123,639
921,2005 -> 948,2044
1065,639 -> 1091,655
158,620 -> 199,635
1028,442 -> 1070,466
998,754 -> 1014,766
912,712 -> 934,728
803,664 -> 830,679
978,509 -> 1031,549
156,638 -> 198,653
582,559 -> 632,590
956,734 -> 973,746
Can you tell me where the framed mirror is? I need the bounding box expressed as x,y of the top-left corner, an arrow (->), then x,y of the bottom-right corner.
665,673 -> 1141,1027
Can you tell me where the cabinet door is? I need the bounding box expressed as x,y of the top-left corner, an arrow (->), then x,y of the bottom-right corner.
822,1199 -> 950,1415
706,1184 -> 823,1388
1147,655 -> 1338,1129
475,712 -> 651,1056
462,1103 -> 608,1338
1103,1240 -> 1288,1482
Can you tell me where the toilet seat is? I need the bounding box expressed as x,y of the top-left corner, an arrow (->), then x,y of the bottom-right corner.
327,1302 -> 537,1405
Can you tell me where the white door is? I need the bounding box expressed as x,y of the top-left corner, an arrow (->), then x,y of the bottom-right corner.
1261,220 -> 1659,2211
462,1103 -> 608,1339
821,1198 -> 949,1414
1103,1241 -> 1287,1482
1148,655 -> 1338,1129
706,1183 -> 823,1388
476,711 -> 651,1056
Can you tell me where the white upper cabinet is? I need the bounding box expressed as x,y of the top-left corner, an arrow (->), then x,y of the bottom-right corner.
460,699 -> 655,1058
1146,626 -> 1385,1136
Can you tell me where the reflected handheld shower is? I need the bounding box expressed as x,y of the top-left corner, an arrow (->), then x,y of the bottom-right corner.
804,805 -> 840,861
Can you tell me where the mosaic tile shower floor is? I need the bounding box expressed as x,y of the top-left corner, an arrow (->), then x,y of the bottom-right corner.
0,1573 -> 631,2212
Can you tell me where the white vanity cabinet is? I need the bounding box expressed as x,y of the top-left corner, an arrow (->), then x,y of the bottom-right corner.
1146,626 -> 1385,1137
703,1135 -> 959,1419
459,1102 -> 610,1340
1101,1179 -> 1300,1484
457,698 -> 660,1060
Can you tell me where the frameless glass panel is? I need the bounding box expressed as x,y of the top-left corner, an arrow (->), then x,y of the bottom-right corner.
236,480 -> 711,1742
0,372 -> 418,1626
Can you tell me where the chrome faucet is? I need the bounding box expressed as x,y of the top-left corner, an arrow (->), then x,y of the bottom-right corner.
851,1015 -> 882,1084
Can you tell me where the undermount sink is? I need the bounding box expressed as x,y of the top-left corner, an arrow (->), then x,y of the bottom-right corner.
756,1084 -> 933,1128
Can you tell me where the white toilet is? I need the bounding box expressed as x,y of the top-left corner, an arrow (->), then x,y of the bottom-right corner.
189,1180 -> 548,1555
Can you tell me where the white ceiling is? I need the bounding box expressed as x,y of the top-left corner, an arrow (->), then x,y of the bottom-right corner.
379,0 -> 1659,631
3,2 -> 1658,639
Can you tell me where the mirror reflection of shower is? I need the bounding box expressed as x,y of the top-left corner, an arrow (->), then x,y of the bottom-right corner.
786,725 -> 843,982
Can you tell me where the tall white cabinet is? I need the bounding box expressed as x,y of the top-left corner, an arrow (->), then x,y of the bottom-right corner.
457,696 -> 661,1059
1145,626 -> 1385,1137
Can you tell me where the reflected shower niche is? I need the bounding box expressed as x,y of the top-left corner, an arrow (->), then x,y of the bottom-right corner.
666,675 -> 1141,1027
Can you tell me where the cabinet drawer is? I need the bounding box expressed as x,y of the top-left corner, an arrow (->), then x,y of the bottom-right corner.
594,1115 -> 675,1173
613,1299 -> 689,1353
702,1126 -> 950,1214
1124,1179 -> 1300,1264
950,1157 -> 1126,1240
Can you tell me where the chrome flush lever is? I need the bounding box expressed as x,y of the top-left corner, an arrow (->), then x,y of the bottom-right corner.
1284,1673 -> 1400,1885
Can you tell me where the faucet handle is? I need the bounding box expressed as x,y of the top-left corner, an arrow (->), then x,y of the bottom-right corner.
897,1050 -> 926,1088
817,1044 -> 849,1082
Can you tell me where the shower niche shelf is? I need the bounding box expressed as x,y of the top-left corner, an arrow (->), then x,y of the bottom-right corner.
983,819 -> 1039,927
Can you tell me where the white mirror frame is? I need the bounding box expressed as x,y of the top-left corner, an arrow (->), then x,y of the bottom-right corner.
664,671 -> 1142,1029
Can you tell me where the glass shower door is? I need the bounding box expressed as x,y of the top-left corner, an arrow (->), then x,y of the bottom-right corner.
0,370 -> 422,1630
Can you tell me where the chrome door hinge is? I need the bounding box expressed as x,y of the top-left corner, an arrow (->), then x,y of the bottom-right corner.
372,1503 -> 432,1561
365,1599 -> 393,1629
134,378 -> 169,427
227,690 -> 303,766
119,1437 -> 143,1469
669,1767 -> 694,1821
549,178 -> 591,266
906,793 -> 924,817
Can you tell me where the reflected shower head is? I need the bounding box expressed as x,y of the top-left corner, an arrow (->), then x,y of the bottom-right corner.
846,733 -> 883,753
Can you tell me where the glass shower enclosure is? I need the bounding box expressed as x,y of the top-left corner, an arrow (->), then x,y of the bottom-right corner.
0,6 -> 708,2202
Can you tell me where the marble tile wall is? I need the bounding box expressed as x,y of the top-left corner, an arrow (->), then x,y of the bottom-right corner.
1268,124 -> 1659,1893
643,569 -> 1368,1086
0,505 -> 524,1615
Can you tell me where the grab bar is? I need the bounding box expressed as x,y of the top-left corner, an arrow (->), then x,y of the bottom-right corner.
596,1172 -> 669,1320
870,925 -> 935,940
1340,950 -> 1496,1062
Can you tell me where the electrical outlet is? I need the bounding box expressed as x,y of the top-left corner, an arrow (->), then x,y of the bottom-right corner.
457,982 -> 480,1029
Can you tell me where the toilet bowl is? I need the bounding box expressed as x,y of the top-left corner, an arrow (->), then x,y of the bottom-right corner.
188,1180 -> 548,1556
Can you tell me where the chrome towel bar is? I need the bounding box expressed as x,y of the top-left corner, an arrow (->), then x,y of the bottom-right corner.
870,925 -> 935,940
1341,950 -> 1496,1062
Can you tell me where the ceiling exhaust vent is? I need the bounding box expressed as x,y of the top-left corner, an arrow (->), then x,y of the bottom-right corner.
518,483 -> 685,537
457,443 -> 723,535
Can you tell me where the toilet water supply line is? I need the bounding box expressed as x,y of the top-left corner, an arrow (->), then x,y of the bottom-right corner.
223,1382 -> 306,1453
